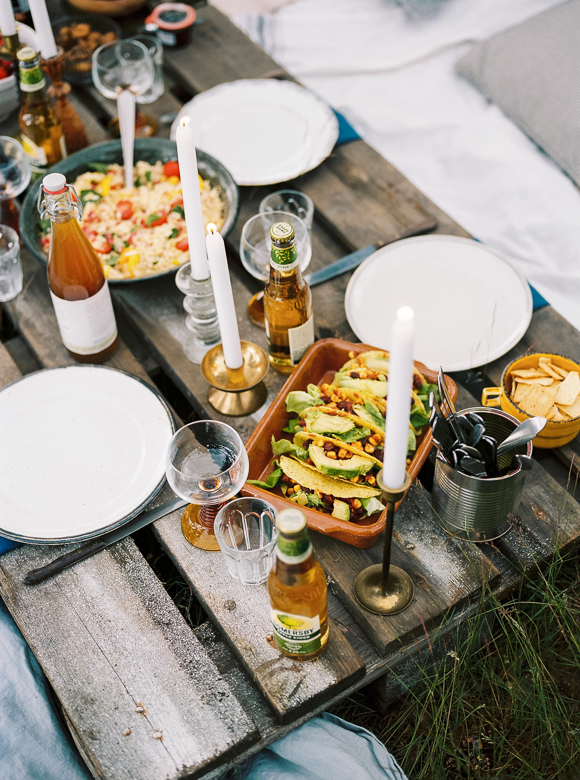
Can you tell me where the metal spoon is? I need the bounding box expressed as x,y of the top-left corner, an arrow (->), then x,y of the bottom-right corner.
437,369 -> 465,443
496,417 -> 547,457
513,453 -> 533,471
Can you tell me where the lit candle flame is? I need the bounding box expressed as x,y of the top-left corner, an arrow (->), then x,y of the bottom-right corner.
397,306 -> 414,323
180,116 -> 190,127
207,223 -> 217,235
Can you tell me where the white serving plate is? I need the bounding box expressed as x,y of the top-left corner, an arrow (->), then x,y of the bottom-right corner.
345,235 -> 533,372
0,366 -> 174,543
172,79 -> 339,186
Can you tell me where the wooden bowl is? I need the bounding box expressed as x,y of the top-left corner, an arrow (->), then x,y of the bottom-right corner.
242,338 -> 457,548
482,353 -> 580,448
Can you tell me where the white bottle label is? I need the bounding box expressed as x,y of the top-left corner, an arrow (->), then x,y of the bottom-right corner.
50,283 -> 117,355
288,315 -> 314,365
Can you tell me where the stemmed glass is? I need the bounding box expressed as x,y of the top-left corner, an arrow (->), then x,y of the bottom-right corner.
0,137 -> 31,236
92,40 -> 154,187
166,421 -> 249,551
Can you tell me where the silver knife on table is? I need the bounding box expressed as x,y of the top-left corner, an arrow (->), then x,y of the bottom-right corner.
304,216 -> 437,287
23,496 -> 188,585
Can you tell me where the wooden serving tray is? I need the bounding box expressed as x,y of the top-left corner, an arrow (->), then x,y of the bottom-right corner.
242,338 -> 457,548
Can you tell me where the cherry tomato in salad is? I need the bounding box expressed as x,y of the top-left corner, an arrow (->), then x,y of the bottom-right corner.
163,161 -> 180,179
143,212 -> 167,228
176,237 -> 189,252
116,200 -> 134,220
95,238 -> 112,254
41,236 -> 50,247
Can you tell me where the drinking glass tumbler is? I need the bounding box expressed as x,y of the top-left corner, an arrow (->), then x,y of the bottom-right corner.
259,190 -> 314,231
215,497 -> 277,585
131,34 -> 164,104
239,211 -> 311,282
0,226 -> 22,302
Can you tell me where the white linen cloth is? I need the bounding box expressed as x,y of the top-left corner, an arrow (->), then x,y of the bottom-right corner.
232,0 -> 580,331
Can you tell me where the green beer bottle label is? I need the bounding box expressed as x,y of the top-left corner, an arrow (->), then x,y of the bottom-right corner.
270,221 -> 299,270
271,609 -> 322,656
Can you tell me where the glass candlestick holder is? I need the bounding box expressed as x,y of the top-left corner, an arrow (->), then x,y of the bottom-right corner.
40,47 -> 89,154
175,262 -> 221,364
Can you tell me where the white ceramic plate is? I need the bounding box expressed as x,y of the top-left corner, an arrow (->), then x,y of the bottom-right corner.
172,80 -> 339,186
0,366 -> 174,543
345,236 -> 533,372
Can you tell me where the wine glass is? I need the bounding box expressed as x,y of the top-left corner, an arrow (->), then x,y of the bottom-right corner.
240,211 -> 312,328
166,420 -> 249,551
0,137 -> 31,237
92,39 -> 154,188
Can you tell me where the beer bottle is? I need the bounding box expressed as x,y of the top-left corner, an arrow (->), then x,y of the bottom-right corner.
263,221 -> 314,374
268,508 -> 328,661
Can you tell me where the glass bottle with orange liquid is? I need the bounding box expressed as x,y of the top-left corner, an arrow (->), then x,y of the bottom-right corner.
39,173 -> 118,363
268,507 -> 328,660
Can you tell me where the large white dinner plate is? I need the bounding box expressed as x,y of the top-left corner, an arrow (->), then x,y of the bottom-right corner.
172,80 -> 339,186
0,366 -> 174,543
345,236 -> 533,372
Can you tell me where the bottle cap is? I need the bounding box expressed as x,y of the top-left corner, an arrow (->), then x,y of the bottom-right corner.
270,222 -> 295,247
43,173 -> 67,193
277,508 -> 306,535
17,46 -> 37,63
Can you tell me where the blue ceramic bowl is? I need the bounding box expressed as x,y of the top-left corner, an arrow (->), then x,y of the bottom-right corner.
20,138 -> 240,285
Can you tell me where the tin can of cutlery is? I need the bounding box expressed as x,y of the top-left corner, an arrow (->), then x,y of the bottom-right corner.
432,407 -> 532,541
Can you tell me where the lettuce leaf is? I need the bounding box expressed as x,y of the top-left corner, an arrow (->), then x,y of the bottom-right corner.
334,426 -> 371,443
353,401 -> 384,430
408,427 -> 417,453
417,382 -> 439,405
361,496 -> 386,517
282,418 -> 303,434
271,436 -> 308,460
410,407 -> 429,432
247,464 -> 283,490
285,384 -> 323,415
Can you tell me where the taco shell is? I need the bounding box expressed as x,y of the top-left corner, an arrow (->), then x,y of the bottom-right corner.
279,456 -> 381,498
294,430 -> 382,467
300,406 -> 385,439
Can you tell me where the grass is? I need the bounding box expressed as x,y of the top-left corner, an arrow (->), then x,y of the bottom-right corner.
331,551 -> 580,780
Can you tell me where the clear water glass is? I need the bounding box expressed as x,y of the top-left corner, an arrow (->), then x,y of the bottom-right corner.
0,137 -> 31,200
131,35 -> 164,105
240,211 -> 312,282
259,190 -> 314,231
215,497 -> 277,585
166,420 -> 249,506
92,39 -> 154,100
0,225 -> 22,302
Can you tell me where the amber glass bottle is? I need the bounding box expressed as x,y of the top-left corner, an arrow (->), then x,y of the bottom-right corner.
40,173 -> 118,363
18,46 -> 66,176
263,222 -> 314,374
268,508 -> 328,661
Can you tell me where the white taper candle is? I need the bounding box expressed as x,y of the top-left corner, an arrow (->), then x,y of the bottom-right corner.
28,0 -> 57,58
383,306 -> 415,489
175,117 -> 210,281
0,0 -> 16,36
206,224 -> 243,370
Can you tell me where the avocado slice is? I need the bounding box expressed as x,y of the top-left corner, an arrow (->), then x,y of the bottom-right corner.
332,499 -> 351,522
309,444 -> 373,479
364,357 -> 390,373
306,411 -> 354,435
337,377 -> 388,397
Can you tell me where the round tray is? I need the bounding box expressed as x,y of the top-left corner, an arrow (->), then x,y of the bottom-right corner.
20,137 -> 240,284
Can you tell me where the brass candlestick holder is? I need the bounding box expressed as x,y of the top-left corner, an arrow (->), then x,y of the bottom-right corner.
201,341 -> 269,417
40,48 -> 89,154
354,470 -> 414,615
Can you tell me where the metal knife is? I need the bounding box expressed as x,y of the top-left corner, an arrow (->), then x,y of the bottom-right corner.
23,497 -> 188,586
304,216 -> 437,287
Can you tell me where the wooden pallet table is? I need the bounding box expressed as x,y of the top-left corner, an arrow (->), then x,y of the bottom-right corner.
1,4 -> 579,779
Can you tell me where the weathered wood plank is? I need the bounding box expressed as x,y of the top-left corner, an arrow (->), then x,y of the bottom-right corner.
0,341 -> 21,387
0,539 -> 258,780
313,481 -> 500,656
152,511 -> 365,724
